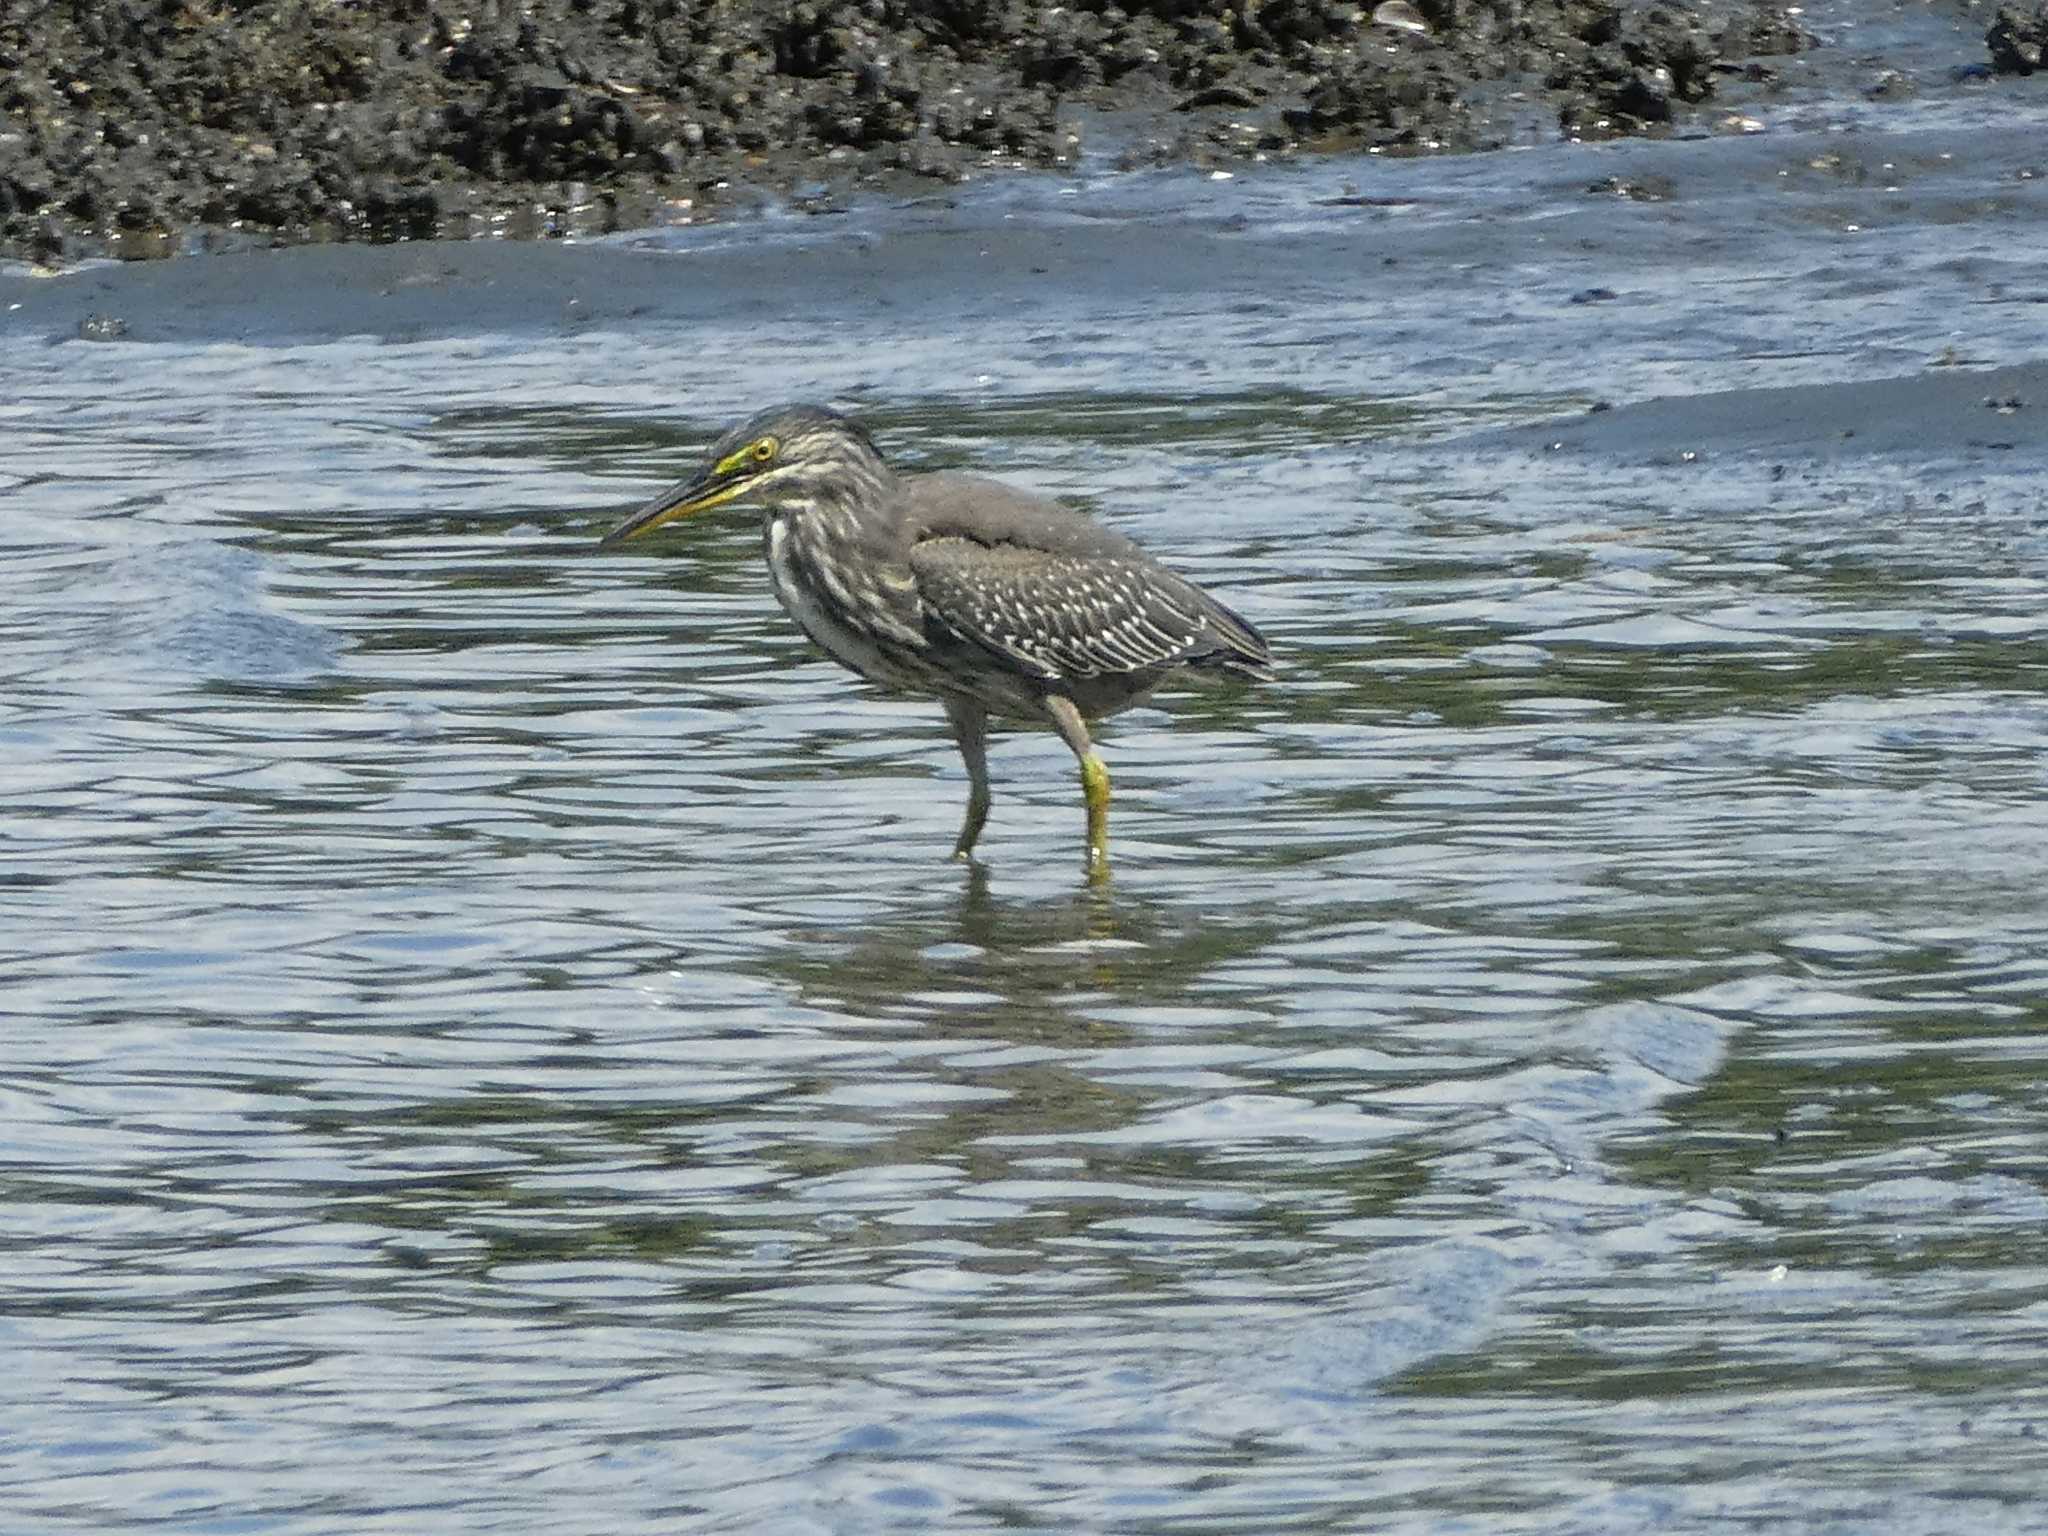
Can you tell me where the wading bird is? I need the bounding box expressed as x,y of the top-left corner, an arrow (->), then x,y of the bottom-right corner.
601,404 -> 1272,875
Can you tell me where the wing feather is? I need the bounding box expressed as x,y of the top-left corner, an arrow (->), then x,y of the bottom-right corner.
909,536 -> 1270,684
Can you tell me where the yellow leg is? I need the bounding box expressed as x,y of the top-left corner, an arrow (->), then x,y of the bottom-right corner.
1080,751 -> 1111,880
1045,695 -> 1110,881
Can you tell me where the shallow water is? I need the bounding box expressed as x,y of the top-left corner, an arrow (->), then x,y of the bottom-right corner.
6,28 -> 2048,1532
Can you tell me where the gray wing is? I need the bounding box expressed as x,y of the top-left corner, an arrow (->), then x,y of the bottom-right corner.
908,534 -> 1272,684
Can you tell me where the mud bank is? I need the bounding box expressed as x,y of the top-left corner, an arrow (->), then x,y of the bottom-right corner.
0,0 -> 1836,261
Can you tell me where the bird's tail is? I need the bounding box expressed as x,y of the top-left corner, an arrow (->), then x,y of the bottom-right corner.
1192,593 -> 1276,683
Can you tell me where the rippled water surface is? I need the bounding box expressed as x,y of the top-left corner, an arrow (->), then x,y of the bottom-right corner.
7,52 -> 2048,1534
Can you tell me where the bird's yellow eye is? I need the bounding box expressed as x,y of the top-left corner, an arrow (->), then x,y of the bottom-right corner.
752,437 -> 778,464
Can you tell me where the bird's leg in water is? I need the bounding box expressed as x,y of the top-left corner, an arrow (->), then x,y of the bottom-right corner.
1045,695 -> 1111,878
943,696 -> 992,859
1080,756 -> 1111,875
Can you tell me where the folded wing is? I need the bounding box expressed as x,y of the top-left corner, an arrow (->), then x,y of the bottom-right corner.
909,535 -> 1273,685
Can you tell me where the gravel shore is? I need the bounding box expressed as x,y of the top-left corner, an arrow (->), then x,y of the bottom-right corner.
0,0 -> 2026,262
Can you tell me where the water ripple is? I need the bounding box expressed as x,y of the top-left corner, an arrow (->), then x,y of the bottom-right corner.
7,118 -> 2048,1531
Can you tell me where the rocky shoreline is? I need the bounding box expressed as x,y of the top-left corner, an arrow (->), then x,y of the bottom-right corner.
1,0 -> 2039,263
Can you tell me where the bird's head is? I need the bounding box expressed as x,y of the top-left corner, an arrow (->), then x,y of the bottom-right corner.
600,403 -> 884,545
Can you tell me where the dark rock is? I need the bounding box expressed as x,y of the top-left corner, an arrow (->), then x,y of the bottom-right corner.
1178,84 -> 1263,111
0,0 -> 1846,260
1257,0 -> 1365,50
1551,4 -> 1727,136
1988,4 -> 2048,75
1586,172 -> 1677,201
1715,1 -> 1814,57
1287,57 -> 1469,149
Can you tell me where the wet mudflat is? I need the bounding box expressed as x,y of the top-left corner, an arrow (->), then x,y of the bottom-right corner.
6,43 -> 2048,1536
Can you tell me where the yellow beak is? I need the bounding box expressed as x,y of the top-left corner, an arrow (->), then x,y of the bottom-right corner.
599,473 -> 752,545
